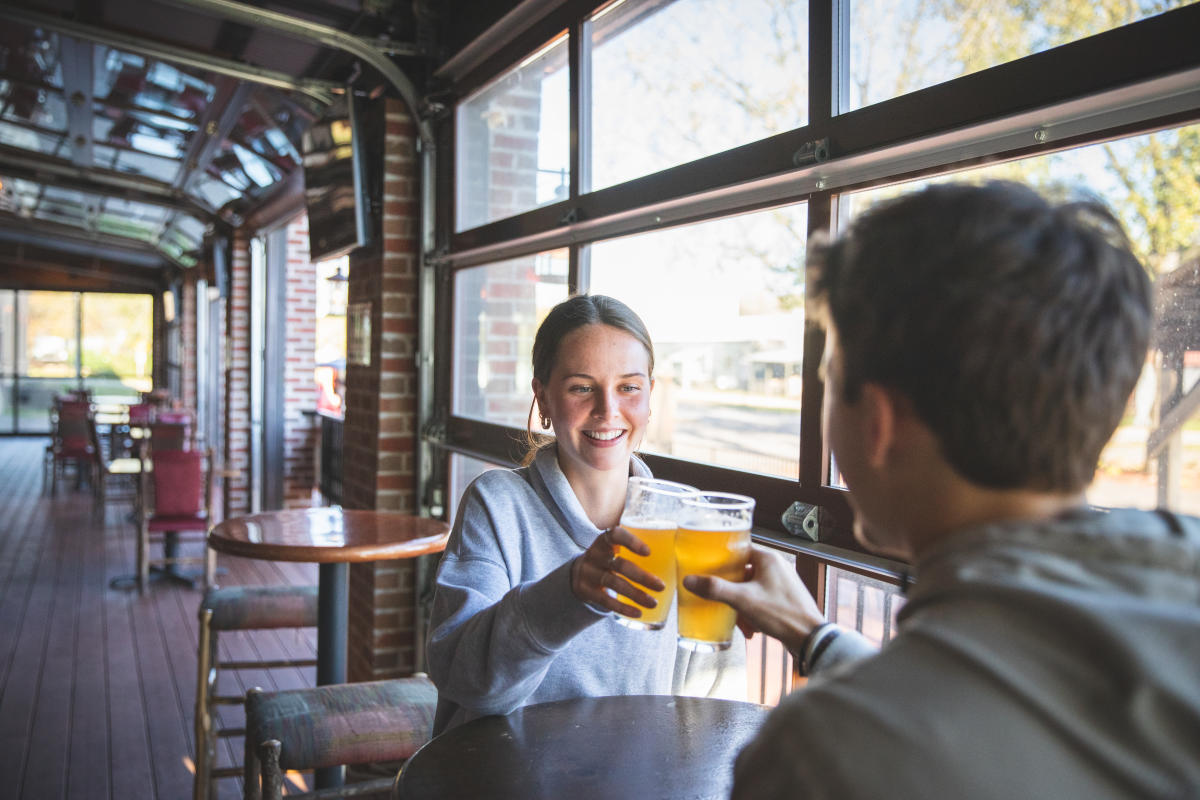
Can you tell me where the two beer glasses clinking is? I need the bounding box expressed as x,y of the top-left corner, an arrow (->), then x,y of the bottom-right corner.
614,476 -> 754,652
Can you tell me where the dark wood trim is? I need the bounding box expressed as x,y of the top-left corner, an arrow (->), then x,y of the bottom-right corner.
448,5 -> 1200,256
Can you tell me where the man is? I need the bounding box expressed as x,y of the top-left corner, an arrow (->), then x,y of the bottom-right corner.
685,181 -> 1200,798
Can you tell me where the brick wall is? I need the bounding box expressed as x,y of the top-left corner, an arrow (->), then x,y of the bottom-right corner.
343,97 -> 423,682
181,277 -> 197,410
224,231 -> 252,517
282,213 -> 318,509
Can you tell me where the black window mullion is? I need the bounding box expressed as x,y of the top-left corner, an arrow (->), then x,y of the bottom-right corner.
810,0 -> 835,126
800,193 -> 832,492
568,15 -> 588,295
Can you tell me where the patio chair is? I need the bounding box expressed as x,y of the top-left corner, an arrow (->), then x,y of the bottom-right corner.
88,414 -> 141,519
137,447 -> 215,593
194,585 -> 320,800
149,420 -> 191,452
45,399 -> 96,494
243,675 -> 438,800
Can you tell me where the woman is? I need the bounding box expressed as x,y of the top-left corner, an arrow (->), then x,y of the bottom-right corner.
426,294 -> 744,733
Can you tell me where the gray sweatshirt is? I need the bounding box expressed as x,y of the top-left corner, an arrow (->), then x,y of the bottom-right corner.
427,445 -> 746,734
733,507 -> 1200,799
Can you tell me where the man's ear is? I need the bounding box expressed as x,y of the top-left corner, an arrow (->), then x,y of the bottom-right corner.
859,382 -> 897,469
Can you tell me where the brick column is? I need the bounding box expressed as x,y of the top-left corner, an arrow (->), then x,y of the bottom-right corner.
224,231 -> 252,517
181,277 -> 197,410
343,97 -> 423,681
282,214 -> 318,508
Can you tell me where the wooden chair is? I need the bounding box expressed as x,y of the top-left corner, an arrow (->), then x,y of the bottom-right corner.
137,447 -> 215,593
45,399 -> 95,494
88,414 -> 141,519
149,420 -> 191,452
243,676 -> 438,800
194,585 -> 320,800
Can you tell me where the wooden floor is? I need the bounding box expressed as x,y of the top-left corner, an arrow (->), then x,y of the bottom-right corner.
0,438 -> 319,800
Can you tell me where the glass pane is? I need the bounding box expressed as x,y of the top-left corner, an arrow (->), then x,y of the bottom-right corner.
825,567 -> 905,647
0,376 -> 11,434
589,0 -> 809,191
589,204 -> 807,479
0,89 -> 67,133
847,0 -> 1197,111
0,290 -> 13,375
841,122 -> 1200,514
23,291 -> 77,379
0,291 -> 12,434
112,148 -> 181,183
192,173 -> 242,209
81,293 -> 153,396
449,452 -> 507,522
452,250 -> 569,425
18,378 -> 75,434
455,34 -> 569,231
0,120 -> 63,154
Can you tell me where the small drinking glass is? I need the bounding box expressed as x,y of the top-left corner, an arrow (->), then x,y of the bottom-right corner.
613,477 -> 698,631
675,492 -> 755,651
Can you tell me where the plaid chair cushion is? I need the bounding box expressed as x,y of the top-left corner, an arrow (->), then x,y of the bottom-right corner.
203,585 -> 319,631
246,676 -> 437,771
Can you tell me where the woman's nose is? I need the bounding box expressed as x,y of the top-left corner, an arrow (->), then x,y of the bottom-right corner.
592,388 -> 617,418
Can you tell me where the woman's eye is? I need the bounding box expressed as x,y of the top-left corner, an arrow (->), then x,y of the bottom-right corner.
619,384 -> 641,393
568,385 -> 592,394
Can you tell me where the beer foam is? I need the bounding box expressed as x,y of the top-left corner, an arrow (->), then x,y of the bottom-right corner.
621,518 -> 676,530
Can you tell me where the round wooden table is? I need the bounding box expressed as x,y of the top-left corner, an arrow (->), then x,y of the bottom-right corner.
208,507 -> 450,790
394,695 -> 770,800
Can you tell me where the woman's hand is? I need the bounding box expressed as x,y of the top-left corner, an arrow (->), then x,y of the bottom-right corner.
571,526 -> 665,618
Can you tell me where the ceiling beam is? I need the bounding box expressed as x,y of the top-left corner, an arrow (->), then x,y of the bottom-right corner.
58,36 -> 95,168
154,0 -> 433,146
0,238 -> 164,293
0,218 -> 166,265
0,5 -> 339,105
173,77 -> 243,191
0,258 -> 160,293
180,81 -> 253,196
0,144 -> 217,222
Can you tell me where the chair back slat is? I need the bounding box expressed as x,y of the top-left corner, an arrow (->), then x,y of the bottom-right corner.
127,402 -> 154,425
151,449 -> 205,516
149,421 -> 190,451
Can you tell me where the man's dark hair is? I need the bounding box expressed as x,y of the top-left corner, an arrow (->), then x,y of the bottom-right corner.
810,180 -> 1152,492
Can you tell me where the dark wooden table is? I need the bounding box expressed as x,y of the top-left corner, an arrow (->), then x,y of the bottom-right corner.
207,506 -> 450,789
394,695 -> 770,800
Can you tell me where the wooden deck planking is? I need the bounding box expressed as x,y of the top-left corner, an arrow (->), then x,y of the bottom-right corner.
0,438 -> 320,800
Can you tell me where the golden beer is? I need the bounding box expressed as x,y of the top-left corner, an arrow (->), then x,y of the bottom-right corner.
616,521 -> 677,629
676,521 -> 751,650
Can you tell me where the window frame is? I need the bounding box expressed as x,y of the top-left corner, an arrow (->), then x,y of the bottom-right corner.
428,1 -> 1200,586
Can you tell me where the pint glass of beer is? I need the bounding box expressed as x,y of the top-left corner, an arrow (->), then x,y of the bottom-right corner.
676,492 -> 754,651
614,477 -> 698,630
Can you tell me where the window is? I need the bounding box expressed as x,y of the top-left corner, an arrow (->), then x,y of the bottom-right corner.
589,204 -> 807,478
455,35 -> 570,231
452,250 -> 569,426
844,121 -> 1200,515
588,0 -> 809,191
845,0 -> 1198,111
437,0 -> 1200,586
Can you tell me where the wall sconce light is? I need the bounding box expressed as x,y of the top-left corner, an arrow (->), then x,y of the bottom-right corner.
326,262 -> 349,317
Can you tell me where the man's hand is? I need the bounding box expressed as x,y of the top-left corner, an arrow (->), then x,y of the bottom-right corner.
682,545 -> 825,653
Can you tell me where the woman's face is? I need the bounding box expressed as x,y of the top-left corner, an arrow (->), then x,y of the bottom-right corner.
532,323 -> 653,483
